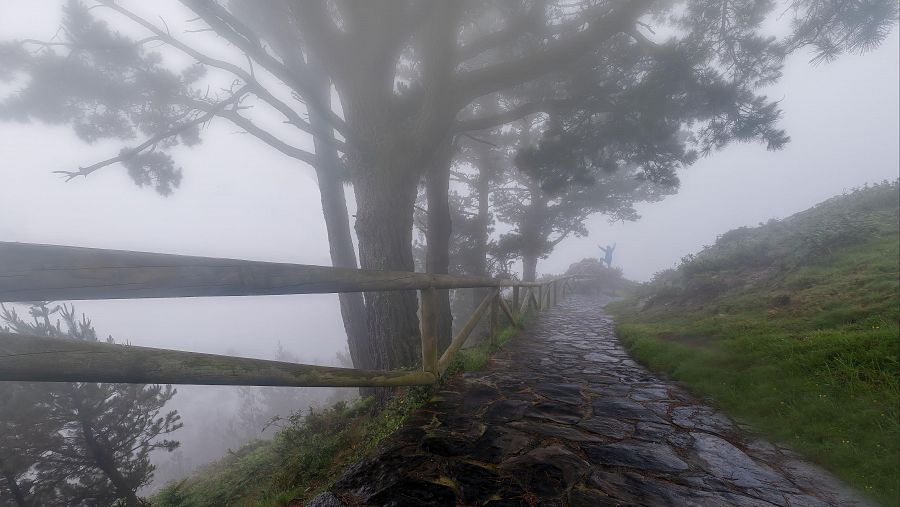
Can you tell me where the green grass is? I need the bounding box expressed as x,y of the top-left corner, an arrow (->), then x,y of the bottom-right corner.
609,182 -> 900,506
452,323 -> 522,372
152,319 -> 524,506
152,393 -> 430,507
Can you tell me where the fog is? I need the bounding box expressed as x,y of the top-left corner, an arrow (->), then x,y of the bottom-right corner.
0,0 -> 897,495
543,34 -> 900,280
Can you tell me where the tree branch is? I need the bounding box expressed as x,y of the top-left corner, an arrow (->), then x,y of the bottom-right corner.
176,91 -> 324,165
453,0 -> 651,104
456,2 -> 624,63
550,228 -> 575,246
453,98 -> 572,133
54,87 -> 250,181
178,0 -> 357,146
459,132 -> 499,148
456,5 -> 542,62
96,1 -> 332,148
218,109 -> 317,166
20,36 -> 162,51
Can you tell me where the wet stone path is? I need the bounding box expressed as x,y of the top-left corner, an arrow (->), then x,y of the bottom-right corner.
308,295 -> 870,507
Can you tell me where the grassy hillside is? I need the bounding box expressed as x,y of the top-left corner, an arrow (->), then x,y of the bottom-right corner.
609,181 -> 900,505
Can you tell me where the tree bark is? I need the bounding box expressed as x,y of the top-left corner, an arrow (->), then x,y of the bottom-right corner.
469,141 -> 495,316
520,179 -> 546,283
306,5 -> 461,381
305,58 -> 373,373
316,173 -> 373,370
522,254 -> 538,282
353,164 -> 422,375
425,139 -> 454,353
232,9 -> 373,375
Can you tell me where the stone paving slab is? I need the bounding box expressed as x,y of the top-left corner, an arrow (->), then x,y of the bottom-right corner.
308,295 -> 872,507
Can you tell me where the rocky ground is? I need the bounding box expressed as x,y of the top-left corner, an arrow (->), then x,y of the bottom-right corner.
308,295 -> 872,507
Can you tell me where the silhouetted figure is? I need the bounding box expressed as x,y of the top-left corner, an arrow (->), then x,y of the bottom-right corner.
599,243 -> 616,268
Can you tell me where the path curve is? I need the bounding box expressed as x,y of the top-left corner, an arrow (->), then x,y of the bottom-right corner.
308,295 -> 871,507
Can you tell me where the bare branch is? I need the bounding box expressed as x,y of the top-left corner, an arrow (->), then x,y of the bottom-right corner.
449,168 -> 475,182
218,109 -> 317,166
627,28 -> 659,48
460,133 -> 499,148
550,226 -> 578,246
20,36 -> 162,51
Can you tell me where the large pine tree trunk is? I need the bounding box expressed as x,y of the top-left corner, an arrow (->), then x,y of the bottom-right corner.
316,173 -> 372,370
326,40 -> 459,379
523,255 -> 538,282
470,142 -> 494,315
353,165 -> 422,373
521,184 -> 545,283
241,13 -> 373,374
306,63 -> 373,372
425,141 -> 454,352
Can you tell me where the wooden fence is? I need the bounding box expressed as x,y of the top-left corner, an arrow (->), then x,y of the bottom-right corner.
0,241 -> 575,388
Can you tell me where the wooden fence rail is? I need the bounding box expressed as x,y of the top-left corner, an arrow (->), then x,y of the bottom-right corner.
0,241 -> 577,388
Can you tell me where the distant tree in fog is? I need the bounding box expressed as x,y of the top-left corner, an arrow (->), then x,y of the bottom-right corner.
480,119 -> 673,281
0,304 -> 181,507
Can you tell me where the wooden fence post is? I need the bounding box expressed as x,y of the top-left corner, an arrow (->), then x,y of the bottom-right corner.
498,296 -> 517,328
520,288 -> 532,315
420,287 -> 438,374
490,292 -> 500,347
436,288 -> 496,375
512,286 -> 520,319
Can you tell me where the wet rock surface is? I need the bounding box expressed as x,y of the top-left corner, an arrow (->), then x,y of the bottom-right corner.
308,295 -> 871,507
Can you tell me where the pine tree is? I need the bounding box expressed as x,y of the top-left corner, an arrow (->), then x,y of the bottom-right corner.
0,304 -> 182,507
0,381 -> 60,506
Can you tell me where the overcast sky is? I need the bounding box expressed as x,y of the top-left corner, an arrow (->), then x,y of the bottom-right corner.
0,2 -> 898,365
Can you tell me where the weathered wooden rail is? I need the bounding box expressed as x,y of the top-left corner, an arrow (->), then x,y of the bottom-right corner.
0,242 -> 576,388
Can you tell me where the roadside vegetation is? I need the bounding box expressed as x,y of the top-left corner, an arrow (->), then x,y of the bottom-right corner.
608,182 -> 900,505
152,318 -> 523,506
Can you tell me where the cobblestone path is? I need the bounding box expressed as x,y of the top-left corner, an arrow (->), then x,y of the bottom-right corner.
308,295 -> 870,507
